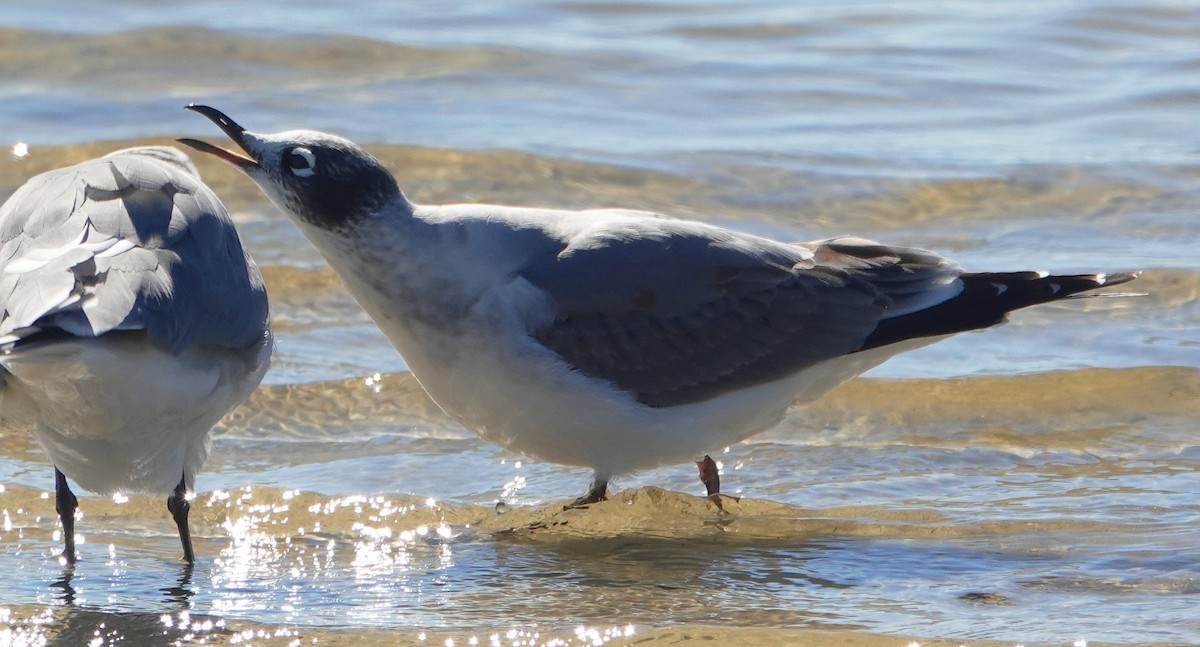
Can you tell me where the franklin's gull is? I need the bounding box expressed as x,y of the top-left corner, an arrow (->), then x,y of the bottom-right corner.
181,105 -> 1133,506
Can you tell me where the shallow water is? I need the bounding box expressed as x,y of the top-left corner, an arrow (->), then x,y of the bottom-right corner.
1,2 -> 1199,646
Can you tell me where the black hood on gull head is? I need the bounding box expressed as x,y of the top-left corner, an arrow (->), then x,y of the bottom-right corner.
179,104 -> 404,231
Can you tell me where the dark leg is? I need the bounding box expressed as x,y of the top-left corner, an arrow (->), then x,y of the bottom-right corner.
166,474 -> 195,565
696,455 -> 720,496
564,476 -> 608,509
54,468 -> 79,565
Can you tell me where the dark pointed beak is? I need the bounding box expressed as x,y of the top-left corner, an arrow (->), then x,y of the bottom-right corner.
177,104 -> 259,169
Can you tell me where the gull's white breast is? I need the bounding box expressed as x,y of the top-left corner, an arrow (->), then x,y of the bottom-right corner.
1,333 -> 271,495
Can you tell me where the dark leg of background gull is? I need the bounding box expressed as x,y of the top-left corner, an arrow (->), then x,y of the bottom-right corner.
166,474 -> 195,564
54,468 -> 79,565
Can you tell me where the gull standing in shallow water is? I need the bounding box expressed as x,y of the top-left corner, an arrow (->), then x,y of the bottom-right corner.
0,146 -> 272,564
182,105 -> 1135,507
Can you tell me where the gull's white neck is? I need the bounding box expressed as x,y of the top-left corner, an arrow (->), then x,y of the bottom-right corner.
290,199 -> 557,382
300,204 -> 461,321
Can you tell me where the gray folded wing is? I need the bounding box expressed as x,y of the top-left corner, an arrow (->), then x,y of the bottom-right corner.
522,222 -> 962,408
0,146 -> 268,354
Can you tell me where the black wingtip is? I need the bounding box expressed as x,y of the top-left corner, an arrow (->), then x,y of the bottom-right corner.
860,269 -> 1141,351
1096,270 -> 1140,287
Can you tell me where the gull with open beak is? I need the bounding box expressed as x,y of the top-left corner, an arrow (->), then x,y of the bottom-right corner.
181,104 -> 1134,507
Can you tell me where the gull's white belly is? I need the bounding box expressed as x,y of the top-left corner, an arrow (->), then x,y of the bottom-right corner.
356,275 -> 930,478
416,329 -> 918,477
0,334 -> 271,495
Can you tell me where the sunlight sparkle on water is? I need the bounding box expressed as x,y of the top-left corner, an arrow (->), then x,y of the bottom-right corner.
228,627 -> 301,645
0,607 -> 52,647
0,607 -> 207,647
432,625 -> 637,647
502,475 -> 527,500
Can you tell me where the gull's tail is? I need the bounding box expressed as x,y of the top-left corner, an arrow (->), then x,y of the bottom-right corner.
861,270 -> 1140,351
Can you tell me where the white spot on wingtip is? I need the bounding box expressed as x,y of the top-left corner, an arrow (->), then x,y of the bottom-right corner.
990,282 -> 1008,295
1035,270 -> 1050,278
1095,272 -> 1108,285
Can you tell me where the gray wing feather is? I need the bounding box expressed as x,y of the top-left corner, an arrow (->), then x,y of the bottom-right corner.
524,224 -> 961,408
0,147 -> 268,354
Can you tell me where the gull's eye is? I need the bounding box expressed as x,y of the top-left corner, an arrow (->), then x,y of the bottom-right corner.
286,147 -> 316,178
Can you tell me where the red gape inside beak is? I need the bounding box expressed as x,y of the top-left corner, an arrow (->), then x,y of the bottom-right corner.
177,104 -> 259,169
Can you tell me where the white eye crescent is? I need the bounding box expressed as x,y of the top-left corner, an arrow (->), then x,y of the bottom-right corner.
287,147 -> 316,178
